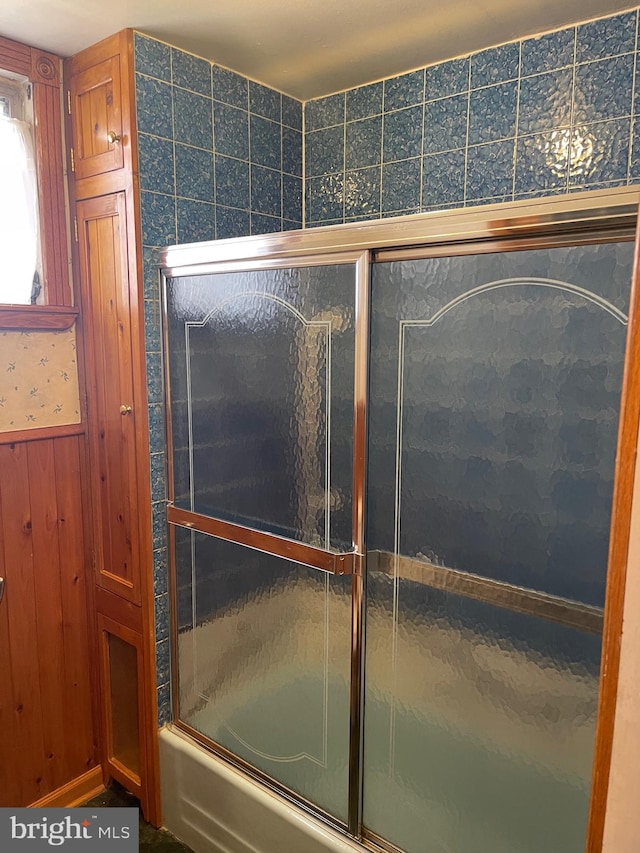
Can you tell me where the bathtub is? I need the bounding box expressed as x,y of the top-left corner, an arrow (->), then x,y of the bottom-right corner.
159,726 -> 367,853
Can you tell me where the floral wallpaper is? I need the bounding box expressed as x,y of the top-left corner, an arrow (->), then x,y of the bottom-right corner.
0,328 -> 81,431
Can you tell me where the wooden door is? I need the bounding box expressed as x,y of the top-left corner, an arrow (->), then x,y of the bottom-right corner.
0,437 -> 96,807
76,193 -> 142,605
69,54 -> 124,180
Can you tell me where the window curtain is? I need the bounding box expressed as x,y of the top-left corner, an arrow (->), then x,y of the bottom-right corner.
0,116 -> 39,304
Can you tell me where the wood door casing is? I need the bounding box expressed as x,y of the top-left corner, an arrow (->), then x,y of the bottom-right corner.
77,193 -> 142,605
70,54 -> 124,180
0,436 -> 96,807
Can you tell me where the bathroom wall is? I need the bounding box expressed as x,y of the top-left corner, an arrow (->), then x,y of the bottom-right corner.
135,8 -> 640,727
305,9 -> 640,225
133,33 -> 303,723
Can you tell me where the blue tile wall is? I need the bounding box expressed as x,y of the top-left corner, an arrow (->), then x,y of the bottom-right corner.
305,8 -> 640,224
134,32 -> 303,723
135,7 -> 640,724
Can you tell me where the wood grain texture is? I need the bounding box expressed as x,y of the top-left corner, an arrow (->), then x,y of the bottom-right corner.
29,767 -> 104,808
0,306 -> 78,330
0,34 -> 31,76
0,437 -> 96,807
587,210 -> 640,852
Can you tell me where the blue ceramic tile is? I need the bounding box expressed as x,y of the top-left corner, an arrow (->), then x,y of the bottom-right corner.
515,131 -> 569,195
146,353 -> 164,405
283,173 -> 302,223
213,66 -> 248,109
150,451 -> 166,502
305,93 -> 345,130
154,594 -> 169,642
213,102 -> 249,160
250,80 -> 281,122
156,639 -> 170,687
134,34 -> 171,82
157,683 -> 171,727
138,133 -> 175,195
384,69 -> 425,111
422,201 -> 465,213
153,547 -> 168,598
172,48 -> 211,96
422,149 -> 465,207
631,118 -> 640,179
215,154 -> 250,210
306,125 -> 344,177
151,502 -> 167,551
283,127 -> 302,176
141,191 -> 175,247
282,95 -> 303,130
383,105 -> 423,162
144,299 -> 161,352
347,81 -> 383,121
251,165 -> 282,217
381,157 -> 421,212
521,28 -> 576,76
577,11 -> 637,63
251,212 -> 282,235
173,87 -> 213,149
518,68 -> 573,135
424,94 -> 468,154
471,43 -> 520,88
466,139 -> 515,200
175,143 -> 214,202
574,54 -> 634,123
250,114 -> 281,170
282,219 -> 302,231
306,217 -> 344,228
136,74 -> 173,139
148,402 -> 165,452
425,57 -> 469,100
344,166 -> 381,218
346,115 -> 382,169
468,81 -> 517,144
306,173 -> 344,222
176,198 -> 215,243
216,205 -> 250,239
569,118 -> 630,187
142,247 -> 161,303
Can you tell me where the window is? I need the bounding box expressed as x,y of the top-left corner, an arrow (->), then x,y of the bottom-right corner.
0,72 -> 41,305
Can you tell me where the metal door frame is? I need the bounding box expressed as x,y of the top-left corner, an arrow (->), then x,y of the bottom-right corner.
160,185 -> 640,851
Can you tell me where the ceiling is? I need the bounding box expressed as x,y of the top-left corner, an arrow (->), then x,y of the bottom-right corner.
0,0 -> 636,100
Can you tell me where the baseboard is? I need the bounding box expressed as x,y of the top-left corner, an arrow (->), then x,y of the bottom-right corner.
29,766 -> 104,809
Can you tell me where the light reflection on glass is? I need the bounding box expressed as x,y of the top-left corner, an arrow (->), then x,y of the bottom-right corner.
540,128 -> 595,179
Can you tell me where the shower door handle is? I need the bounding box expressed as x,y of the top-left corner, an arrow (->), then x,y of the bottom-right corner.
167,504 -> 362,576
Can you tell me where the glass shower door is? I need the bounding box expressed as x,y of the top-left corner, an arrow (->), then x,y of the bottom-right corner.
363,240 -> 633,853
164,255 -> 366,825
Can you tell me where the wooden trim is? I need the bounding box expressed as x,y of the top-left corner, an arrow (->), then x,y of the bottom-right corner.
0,422 -> 84,445
0,305 -> 78,330
0,35 -> 31,76
28,767 -> 104,809
586,209 -> 640,851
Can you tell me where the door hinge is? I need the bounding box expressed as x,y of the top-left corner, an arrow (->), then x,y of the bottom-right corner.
73,216 -> 78,243
66,89 -> 71,115
70,147 -> 75,172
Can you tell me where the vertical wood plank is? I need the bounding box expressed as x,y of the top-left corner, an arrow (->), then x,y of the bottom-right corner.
27,439 -> 68,791
0,443 -> 47,803
54,435 -> 97,775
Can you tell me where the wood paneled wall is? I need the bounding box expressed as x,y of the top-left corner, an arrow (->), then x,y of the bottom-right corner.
0,435 -> 97,806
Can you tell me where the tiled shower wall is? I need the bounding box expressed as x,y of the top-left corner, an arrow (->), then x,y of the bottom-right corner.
136,8 -> 640,724
133,33 -> 303,723
306,8 -> 640,225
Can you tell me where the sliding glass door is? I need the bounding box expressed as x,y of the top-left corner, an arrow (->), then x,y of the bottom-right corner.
162,205 -> 636,852
363,240 -> 633,852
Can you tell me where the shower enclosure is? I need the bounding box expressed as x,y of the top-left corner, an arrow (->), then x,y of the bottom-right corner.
160,191 -> 639,853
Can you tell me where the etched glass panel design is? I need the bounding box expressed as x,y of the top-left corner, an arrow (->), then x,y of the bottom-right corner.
176,530 -> 352,822
166,265 -> 355,551
364,241 -> 633,853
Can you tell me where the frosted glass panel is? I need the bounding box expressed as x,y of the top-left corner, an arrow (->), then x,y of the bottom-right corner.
176,531 -> 351,822
166,265 -> 355,550
364,241 -> 633,853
